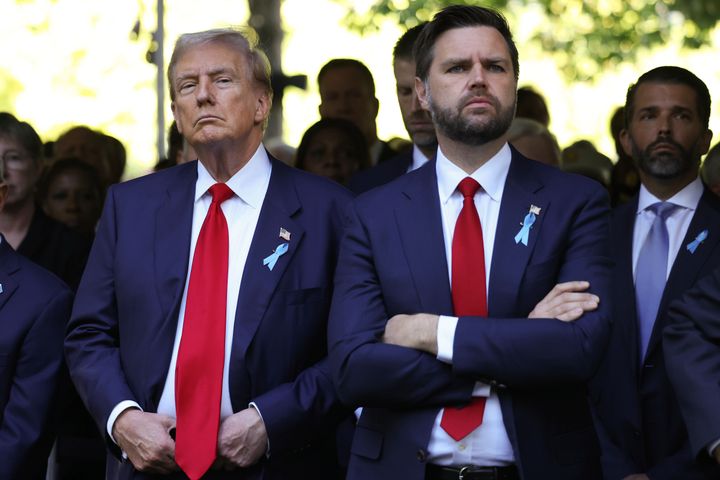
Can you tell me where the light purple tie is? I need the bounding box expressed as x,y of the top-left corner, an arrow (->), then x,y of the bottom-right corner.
635,202 -> 676,362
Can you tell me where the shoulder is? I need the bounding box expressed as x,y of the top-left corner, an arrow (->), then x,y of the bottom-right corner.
110,161 -> 196,198
348,152 -> 412,194
7,248 -> 72,302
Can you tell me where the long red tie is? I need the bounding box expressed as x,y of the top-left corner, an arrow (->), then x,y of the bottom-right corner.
175,183 -> 233,479
440,177 -> 488,441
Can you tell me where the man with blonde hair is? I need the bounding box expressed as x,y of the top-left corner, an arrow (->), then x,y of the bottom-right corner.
66,27 -> 350,480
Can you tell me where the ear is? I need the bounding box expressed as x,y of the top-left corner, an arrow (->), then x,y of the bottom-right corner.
371,96 -> 379,120
318,102 -> 326,118
254,89 -> 272,125
415,77 -> 430,111
699,129 -> 713,156
619,128 -> 633,158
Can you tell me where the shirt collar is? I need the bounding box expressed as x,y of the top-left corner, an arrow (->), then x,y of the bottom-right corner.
410,144 -> 430,172
637,176 -> 704,214
195,144 -> 272,209
436,142 -> 512,204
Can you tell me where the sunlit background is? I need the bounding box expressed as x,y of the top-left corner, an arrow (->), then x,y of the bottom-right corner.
1,0 -> 719,178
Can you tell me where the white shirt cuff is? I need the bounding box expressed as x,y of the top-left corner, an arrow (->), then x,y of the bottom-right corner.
107,400 -> 143,442
436,315 -> 491,397
248,402 -> 271,458
436,315 -> 458,363
707,437 -> 720,456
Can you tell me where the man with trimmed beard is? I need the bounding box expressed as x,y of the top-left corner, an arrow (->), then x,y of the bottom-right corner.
328,5 -> 612,479
591,66 -> 720,479
348,23 -> 438,194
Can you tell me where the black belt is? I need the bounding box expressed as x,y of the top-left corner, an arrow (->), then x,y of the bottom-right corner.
425,464 -> 519,480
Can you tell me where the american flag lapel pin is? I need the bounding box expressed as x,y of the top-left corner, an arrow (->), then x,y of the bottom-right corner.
279,227 -> 291,241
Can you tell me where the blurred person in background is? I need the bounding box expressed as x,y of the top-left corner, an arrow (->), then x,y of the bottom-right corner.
38,157 -> 104,236
0,147 -> 73,480
506,117 -> 561,166
701,142 -> 720,196
318,58 -> 401,166
296,117 -> 370,186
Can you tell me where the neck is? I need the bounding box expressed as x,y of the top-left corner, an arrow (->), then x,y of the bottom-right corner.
437,134 -> 506,174
0,199 -> 35,249
640,170 -> 698,201
418,143 -> 438,160
194,134 -> 263,182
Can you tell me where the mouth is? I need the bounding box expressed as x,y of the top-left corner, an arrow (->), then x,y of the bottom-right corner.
194,115 -> 221,127
464,97 -> 493,109
651,142 -> 679,154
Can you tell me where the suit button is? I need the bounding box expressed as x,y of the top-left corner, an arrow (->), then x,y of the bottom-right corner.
417,449 -> 427,462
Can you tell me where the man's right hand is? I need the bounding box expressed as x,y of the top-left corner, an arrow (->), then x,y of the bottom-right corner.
529,281 -> 599,322
112,409 -> 178,474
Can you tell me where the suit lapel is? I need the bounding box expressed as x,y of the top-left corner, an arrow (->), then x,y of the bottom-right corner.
394,162 -> 453,313
231,160 -> 304,363
0,239 -> 20,313
646,189 -> 720,356
488,154 -> 548,316
153,163 -> 196,324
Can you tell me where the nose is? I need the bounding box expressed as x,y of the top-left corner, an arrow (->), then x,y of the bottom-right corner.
195,78 -> 215,105
658,113 -> 672,136
468,63 -> 487,90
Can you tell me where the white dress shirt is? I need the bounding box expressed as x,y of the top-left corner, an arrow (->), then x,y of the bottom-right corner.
428,144 -> 515,466
107,145 -> 272,437
408,144 -> 431,173
632,177 -> 703,279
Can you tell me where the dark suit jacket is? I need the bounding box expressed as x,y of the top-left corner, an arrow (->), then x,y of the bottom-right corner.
664,265 -> 720,464
17,209 -> 91,291
328,150 -> 612,480
348,151 -> 412,195
65,157 -> 352,480
591,188 -> 720,479
0,237 -> 72,480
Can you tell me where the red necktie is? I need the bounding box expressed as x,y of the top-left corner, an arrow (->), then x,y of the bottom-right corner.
440,177 -> 488,441
175,183 -> 233,480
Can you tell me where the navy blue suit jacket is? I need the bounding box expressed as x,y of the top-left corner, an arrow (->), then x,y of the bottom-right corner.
664,264 -> 720,463
0,237 -> 72,479
328,150 -> 612,480
591,188 -> 720,479
348,151 -> 412,195
65,157 -> 351,479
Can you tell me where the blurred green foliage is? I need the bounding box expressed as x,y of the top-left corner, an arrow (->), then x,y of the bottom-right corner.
333,0 -> 719,81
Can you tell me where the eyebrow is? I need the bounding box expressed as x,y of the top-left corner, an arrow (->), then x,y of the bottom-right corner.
439,56 -> 510,67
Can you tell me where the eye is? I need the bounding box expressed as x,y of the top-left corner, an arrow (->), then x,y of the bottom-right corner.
487,64 -> 505,73
178,82 -> 196,94
447,64 -> 465,73
216,77 -> 233,86
397,87 -> 413,97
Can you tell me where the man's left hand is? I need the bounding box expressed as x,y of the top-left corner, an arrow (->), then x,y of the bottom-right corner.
382,313 -> 439,354
216,407 -> 268,469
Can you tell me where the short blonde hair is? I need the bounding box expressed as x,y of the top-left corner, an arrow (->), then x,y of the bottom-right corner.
168,27 -> 273,103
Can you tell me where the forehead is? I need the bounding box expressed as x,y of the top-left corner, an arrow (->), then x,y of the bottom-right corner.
319,66 -> 372,94
173,41 -> 246,78
633,82 -> 699,112
0,135 -> 24,152
432,26 -> 512,66
393,58 -> 415,82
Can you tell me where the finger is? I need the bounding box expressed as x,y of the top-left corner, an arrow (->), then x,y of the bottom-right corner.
541,292 -> 598,312
548,299 -> 599,317
556,307 -> 585,322
548,281 -> 591,298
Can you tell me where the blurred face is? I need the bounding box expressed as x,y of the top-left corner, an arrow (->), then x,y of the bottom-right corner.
416,26 -> 517,146
55,128 -> 111,183
42,169 -> 101,233
302,128 -> 362,185
0,135 -> 41,209
318,66 -> 378,143
622,82 -> 712,181
171,42 -> 270,150
394,58 -> 436,150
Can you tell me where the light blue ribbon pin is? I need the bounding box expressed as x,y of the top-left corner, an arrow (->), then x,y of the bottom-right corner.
263,243 -> 289,271
514,212 -> 537,246
686,229 -> 708,254
0,284 -> 3,294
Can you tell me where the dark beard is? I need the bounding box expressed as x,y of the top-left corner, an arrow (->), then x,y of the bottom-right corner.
631,136 -> 699,179
428,90 -> 515,146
